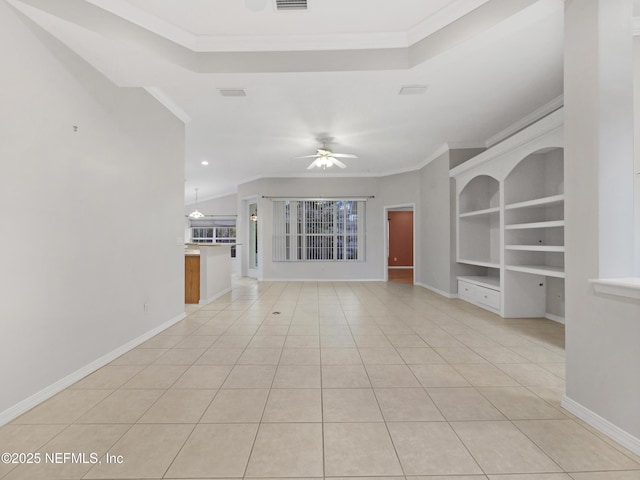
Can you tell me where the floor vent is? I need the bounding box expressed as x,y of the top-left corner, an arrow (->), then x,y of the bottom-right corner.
275,0 -> 308,11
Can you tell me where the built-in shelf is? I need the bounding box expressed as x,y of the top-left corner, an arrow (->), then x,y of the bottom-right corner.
458,275 -> 500,291
506,220 -> 565,230
505,264 -> 565,278
452,110 -> 565,318
506,245 -> 565,252
459,206 -> 500,218
505,194 -> 564,211
458,259 -> 501,269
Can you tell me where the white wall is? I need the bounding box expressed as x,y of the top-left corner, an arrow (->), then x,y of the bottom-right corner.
634,36 -> 640,276
377,171 -> 421,280
233,158 -> 488,286
564,0 -> 640,446
237,177 -> 383,280
419,149 -> 485,295
199,246 -> 232,304
0,4 -> 185,420
232,151 -> 492,287
418,152 -> 451,293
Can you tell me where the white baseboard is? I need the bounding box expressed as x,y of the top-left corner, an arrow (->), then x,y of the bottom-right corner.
388,266 -> 414,270
260,278 -> 386,282
415,282 -> 458,299
199,287 -> 232,305
545,313 -> 565,324
0,311 -> 187,427
561,395 -> 640,456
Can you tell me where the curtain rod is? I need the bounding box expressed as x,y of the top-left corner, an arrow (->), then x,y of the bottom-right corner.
262,195 -> 374,200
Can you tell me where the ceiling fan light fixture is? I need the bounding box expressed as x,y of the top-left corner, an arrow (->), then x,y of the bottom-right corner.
320,158 -> 333,169
298,143 -> 355,170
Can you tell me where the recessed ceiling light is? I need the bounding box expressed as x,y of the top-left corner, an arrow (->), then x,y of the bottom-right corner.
219,88 -> 246,97
399,85 -> 429,95
201,160 -> 209,166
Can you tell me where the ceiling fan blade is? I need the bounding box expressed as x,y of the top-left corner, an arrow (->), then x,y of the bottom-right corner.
307,160 -> 319,170
296,154 -> 319,159
332,153 -> 358,158
331,158 -> 347,168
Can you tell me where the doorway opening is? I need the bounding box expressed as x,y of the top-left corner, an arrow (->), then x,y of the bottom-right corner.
385,205 -> 415,284
248,202 -> 258,278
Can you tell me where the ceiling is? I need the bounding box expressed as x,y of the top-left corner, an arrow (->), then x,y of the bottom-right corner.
8,0 -> 564,204
123,0 -> 473,37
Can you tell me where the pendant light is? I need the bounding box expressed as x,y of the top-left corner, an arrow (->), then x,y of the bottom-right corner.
188,188 -> 205,219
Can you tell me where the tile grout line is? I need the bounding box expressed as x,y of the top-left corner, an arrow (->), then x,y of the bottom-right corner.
159,290 -> 266,479
240,280 -> 299,479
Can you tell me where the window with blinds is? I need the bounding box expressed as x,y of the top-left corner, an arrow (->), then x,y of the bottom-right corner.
189,217 -> 237,257
273,200 -> 365,261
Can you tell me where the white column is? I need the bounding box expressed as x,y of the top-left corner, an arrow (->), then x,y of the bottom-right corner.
564,0 -> 640,448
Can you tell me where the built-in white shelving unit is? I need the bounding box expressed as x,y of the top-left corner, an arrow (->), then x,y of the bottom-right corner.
458,259 -> 500,269
459,206 -> 500,218
506,245 -> 565,252
450,108 -> 565,321
506,220 -> 565,230
505,194 -> 565,211
506,264 -> 565,278
457,175 -> 501,270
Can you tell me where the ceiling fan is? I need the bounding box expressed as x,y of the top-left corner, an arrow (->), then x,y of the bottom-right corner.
296,147 -> 358,170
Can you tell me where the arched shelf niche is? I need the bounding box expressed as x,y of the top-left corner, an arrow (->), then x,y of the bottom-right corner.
459,174 -> 500,214
457,174 -> 501,268
502,147 -> 565,320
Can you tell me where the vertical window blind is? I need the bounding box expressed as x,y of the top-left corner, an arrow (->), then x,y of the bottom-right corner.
273,199 -> 365,261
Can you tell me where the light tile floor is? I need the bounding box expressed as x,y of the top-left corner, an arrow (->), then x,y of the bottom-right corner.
2,278 -> 640,480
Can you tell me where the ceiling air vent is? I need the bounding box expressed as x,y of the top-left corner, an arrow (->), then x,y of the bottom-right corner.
218,88 -> 246,97
399,85 -> 429,96
275,0 -> 307,11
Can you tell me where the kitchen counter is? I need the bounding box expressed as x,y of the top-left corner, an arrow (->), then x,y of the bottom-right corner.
184,244 -> 235,304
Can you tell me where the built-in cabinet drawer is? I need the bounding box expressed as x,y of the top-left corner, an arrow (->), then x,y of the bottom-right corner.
476,285 -> 500,309
458,280 -> 475,299
458,279 -> 500,312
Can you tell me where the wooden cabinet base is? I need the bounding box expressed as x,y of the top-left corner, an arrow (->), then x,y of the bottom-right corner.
185,255 -> 200,304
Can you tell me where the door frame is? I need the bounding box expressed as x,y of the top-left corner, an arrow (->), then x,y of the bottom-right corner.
241,195 -> 259,279
383,203 -> 416,283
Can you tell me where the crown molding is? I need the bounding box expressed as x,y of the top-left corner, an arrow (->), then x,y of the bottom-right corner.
407,0 -> 490,44
88,0 -> 405,52
447,141 -> 487,150
450,106 -> 563,177
144,87 -> 192,124
87,0 -> 490,53
485,94 -> 563,147
195,32 -> 408,52
414,143 -> 453,169
87,0 -> 196,49
231,143 -> 452,193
